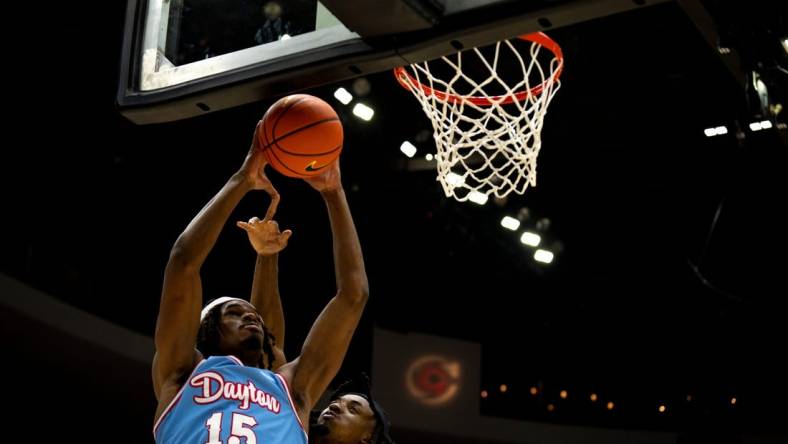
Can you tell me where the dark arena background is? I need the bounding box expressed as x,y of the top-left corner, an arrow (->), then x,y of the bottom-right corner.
4,1 -> 787,443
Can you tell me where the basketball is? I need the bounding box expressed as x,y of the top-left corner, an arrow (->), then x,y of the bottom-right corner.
257,94 -> 344,178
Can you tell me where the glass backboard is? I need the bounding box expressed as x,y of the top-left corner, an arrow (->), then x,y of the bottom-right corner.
117,0 -> 677,124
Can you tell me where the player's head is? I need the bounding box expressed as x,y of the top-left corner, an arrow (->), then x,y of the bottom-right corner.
311,375 -> 394,444
263,1 -> 282,19
196,297 -> 276,369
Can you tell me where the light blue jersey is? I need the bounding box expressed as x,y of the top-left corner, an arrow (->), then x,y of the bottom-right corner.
155,355 -> 307,444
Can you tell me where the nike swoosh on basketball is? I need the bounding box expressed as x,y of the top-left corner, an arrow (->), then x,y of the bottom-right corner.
305,161 -> 328,172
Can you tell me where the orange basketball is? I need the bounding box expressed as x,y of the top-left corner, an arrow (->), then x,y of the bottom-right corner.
258,94 -> 344,178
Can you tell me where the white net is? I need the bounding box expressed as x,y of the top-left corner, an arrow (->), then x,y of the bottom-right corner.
395,33 -> 563,202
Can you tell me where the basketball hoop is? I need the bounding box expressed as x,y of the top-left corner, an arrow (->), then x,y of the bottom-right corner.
394,32 -> 563,201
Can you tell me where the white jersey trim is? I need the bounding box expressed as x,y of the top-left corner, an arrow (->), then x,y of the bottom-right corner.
153,358 -> 208,438
275,372 -> 308,441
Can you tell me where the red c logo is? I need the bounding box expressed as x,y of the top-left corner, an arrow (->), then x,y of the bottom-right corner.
405,355 -> 461,406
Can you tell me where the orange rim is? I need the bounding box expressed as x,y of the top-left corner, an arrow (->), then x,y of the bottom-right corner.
393,32 -> 563,106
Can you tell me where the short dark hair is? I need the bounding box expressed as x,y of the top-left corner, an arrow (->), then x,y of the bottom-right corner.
328,374 -> 395,444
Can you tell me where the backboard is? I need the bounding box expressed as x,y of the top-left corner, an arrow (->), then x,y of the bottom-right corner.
117,0 -> 676,124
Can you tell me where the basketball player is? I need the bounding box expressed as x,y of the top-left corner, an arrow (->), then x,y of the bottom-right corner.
238,210 -> 395,444
152,120 -> 370,444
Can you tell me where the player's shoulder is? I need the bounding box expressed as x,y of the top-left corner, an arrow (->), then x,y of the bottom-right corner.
154,349 -> 205,395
